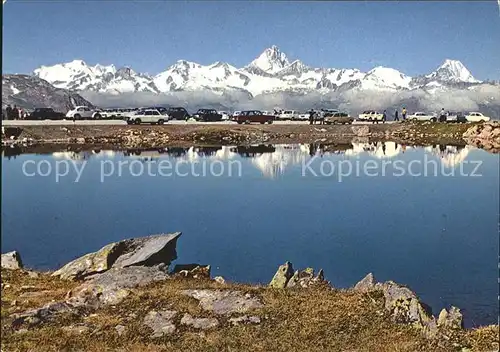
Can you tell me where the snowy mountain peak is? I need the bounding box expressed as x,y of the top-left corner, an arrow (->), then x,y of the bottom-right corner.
361,66 -> 412,90
248,45 -> 290,74
427,59 -> 479,83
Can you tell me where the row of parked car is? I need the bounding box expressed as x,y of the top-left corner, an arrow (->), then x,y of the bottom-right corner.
22,106 -> 491,125
357,110 -> 491,123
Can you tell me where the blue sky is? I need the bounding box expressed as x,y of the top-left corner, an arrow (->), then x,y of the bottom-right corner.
3,1 -> 500,79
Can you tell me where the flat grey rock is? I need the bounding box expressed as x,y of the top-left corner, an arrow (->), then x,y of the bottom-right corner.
113,232 -> 182,268
180,313 -> 219,329
182,289 -> 263,315
143,310 -> 177,338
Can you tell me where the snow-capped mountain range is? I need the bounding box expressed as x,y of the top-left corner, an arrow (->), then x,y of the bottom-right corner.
33,45 -> 482,97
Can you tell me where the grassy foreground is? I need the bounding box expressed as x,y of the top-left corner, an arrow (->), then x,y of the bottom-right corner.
1,269 -> 498,352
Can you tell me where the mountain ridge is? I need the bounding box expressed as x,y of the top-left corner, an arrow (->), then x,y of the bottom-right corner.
31,46 -> 485,97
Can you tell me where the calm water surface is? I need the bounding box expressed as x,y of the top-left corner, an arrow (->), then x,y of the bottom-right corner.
2,142 -> 498,327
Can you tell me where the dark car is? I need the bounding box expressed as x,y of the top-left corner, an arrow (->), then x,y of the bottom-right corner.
167,107 -> 190,120
234,110 -> 274,124
192,109 -> 222,122
28,108 -> 65,120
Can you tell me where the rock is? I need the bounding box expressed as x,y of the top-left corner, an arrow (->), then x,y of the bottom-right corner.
143,310 -> 177,338
352,125 -> 370,137
12,301 -> 76,328
378,281 -> 437,337
269,262 -> 294,288
52,242 -> 128,281
353,273 -> 376,292
113,232 -> 182,269
463,121 -> 500,152
214,276 -> 226,284
172,264 -> 211,279
62,325 -> 90,334
1,251 -> 23,270
68,265 -> 170,307
286,267 -> 327,288
180,313 -> 219,330
115,324 -> 126,336
229,315 -> 261,326
52,232 -> 181,281
182,289 -> 264,315
26,271 -> 39,279
437,306 -> 463,330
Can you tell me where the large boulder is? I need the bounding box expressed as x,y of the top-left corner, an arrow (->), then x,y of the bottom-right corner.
52,232 -> 181,281
437,306 -> 463,330
1,251 -> 23,270
352,274 -> 440,338
353,273 -> 376,292
51,242 -> 126,280
269,262 -> 294,288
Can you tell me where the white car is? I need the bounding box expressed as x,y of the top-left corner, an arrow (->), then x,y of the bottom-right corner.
66,106 -> 102,120
218,111 -> 230,120
407,112 -> 437,122
277,110 -> 299,120
127,109 -> 168,125
358,110 -> 384,121
465,112 -> 490,122
297,112 -> 310,120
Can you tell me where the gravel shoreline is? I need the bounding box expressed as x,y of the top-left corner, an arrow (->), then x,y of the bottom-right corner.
2,122 -> 475,151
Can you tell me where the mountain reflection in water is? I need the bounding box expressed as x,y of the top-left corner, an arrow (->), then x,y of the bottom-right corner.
2,142 -> 473,178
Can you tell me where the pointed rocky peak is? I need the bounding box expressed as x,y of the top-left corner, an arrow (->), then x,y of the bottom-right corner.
248,45 -> 290,74
209,61 -> 232,70
276,60 -> 310,77
426,59 -> 479,83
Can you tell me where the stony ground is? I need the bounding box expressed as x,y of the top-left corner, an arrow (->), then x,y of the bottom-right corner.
2,268 -> 498,352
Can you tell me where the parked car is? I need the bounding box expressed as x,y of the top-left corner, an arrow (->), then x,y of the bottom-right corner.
218,111 -> 230,120
66,106 -> 102,120
126,109 -> 168,125
234,110 -> 274,124
231,111 -> 242,120
325,112 -> 354,125
357,110 -> 384,121
29,107 -> 65,120
297,112 -> 310,120
321,109 -> 340,117
192,109 -> 222,122
465,112 -> 490,122
407,112 -> 437,122
277,110 -> 299,120
167,107 -> 190,120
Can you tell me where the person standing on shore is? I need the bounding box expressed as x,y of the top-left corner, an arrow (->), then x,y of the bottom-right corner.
382,110 -> 387,124
12,105 -> 19,120
394,109 -> 399,121
6,105 -> 12,120
402,107 -> 407,121
309,109 -> 315,125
